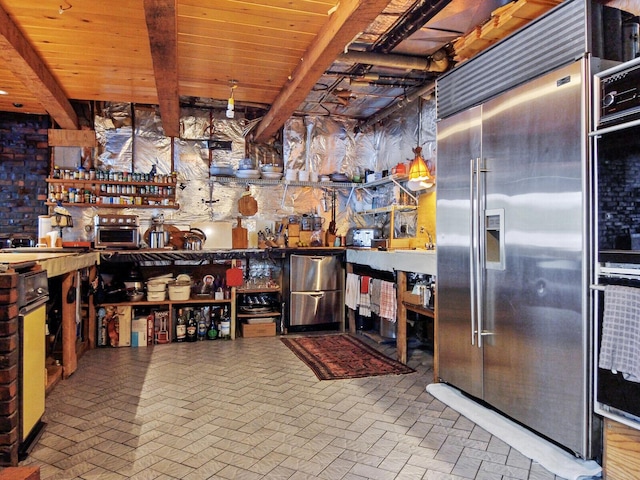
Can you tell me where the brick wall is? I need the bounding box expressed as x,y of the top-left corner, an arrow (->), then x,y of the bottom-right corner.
0,272 -> 19,466
0,113 -> 50,240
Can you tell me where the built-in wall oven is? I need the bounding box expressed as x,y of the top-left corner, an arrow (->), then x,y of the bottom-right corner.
17,269 -> 49,459
592,56 -> 640,431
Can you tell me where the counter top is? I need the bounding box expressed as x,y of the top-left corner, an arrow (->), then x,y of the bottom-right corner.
346,248 -> 436,275
0,249 -> 99,277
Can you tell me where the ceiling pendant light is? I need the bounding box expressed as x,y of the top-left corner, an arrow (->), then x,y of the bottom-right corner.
226,81 -> 237,119
406,146 -> 434,191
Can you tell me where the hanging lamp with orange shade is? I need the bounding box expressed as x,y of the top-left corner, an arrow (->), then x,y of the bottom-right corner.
407,146 -> 434,191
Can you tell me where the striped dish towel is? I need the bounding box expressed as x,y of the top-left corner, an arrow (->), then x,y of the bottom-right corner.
379,280 -> 396,321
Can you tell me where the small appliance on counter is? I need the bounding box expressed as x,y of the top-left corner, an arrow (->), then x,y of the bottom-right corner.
94,214 -> 140,249
345,227 -> 382,248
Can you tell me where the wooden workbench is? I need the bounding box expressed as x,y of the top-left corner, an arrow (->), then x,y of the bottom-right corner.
0,250 -> 99,378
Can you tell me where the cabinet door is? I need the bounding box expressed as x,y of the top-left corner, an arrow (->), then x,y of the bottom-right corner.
290,254 -> 342,291
289,290 -> 341,326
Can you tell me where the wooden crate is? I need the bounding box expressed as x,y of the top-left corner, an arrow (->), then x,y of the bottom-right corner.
242,322 -> 276,338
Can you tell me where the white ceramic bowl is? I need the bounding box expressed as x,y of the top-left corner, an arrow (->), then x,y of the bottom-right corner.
261,165 -> 283,173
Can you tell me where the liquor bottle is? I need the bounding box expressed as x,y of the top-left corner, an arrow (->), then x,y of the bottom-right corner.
207,307 -> 219,340
220,305 -> 231,339
175,308 -> 187,342
196,310 -> 207,341
186,310 -> 197,342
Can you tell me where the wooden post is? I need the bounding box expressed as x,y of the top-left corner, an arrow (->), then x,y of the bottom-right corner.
346,263 -> 356,334
61,271 -> 77,378
396,271 -> 407,364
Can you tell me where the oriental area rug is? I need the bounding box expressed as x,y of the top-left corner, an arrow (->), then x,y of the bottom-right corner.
280,334 -> 415,380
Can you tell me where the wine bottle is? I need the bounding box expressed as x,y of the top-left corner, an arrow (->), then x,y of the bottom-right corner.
186,310 -> 197,342
220,305 -> 231,339
175,308 -> 187,342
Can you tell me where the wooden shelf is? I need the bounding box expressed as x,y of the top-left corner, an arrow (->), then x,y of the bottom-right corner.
45,202 -> 179,209
45,176 -> 178,209
237,311 -> 281,318
402,301 -> 434,318
98,297 -> 232,307
237,286 -> 281,294
46,178 -> 175,187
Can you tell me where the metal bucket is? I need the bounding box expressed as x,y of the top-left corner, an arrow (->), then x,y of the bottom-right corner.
379,318 -> 396,339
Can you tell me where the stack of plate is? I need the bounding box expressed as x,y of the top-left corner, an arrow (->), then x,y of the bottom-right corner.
235,169 -> 261,179
262,172 -> 283,180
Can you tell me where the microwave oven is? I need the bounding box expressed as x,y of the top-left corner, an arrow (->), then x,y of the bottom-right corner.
94,214 -> 140,249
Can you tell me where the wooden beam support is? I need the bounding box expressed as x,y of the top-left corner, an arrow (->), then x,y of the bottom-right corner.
0,4 -> 78,129
48,129 -> 97,147
253,0 -> 391,143
144,0 -> 180,138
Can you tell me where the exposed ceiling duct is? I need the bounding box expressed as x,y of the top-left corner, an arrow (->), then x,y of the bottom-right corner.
337,48 -> 450,73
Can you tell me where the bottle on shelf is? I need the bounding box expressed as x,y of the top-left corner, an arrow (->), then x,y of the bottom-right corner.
175,308 -> 187,342
207,307 -> 219,340
196,310 -> 207,341
186,310 -> 197,342
219,305 -> 231,339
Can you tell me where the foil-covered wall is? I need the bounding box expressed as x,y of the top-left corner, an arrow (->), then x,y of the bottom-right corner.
54,97 -> 436,245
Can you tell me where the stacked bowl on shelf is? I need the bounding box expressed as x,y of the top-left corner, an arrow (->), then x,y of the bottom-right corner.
146,274 -> 172,301
261,164 -> 283,180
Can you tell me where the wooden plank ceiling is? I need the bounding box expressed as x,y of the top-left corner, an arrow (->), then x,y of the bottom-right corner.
0,0 -> 633,141
0,0 -> 392,140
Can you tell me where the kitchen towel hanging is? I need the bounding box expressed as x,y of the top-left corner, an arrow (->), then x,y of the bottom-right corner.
599,284 -> 640,382
379,281 -> 397,321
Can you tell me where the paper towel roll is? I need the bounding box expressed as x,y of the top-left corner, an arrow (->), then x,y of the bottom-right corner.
38,215 -> 52,240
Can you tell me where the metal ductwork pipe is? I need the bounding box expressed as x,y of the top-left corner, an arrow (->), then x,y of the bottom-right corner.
337,48 -> 449,73
358,81 -> 435,131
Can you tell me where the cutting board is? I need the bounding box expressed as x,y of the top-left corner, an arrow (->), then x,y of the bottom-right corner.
190,221 -> 233,249
232,217 -> 248,249
238,188 -> 258,216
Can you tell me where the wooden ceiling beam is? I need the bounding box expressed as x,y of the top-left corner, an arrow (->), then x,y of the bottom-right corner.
0,3 -> 78,129
252,0 -> 391,143
144,0 -> 180,138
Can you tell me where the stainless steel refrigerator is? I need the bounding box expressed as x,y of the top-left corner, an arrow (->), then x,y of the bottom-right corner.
436,58 -> 597,458
289,254 -> 344,329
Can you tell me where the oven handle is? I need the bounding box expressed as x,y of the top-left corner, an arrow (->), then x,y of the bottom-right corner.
590,117 -> 640,136
19,296 -> 49,316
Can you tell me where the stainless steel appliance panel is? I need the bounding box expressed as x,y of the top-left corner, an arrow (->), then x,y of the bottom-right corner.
289,290 -> 343,326
436,106 -> 484,400
480,60 -> 588,454
290,254 -> 342,291
436,59 -> 594,458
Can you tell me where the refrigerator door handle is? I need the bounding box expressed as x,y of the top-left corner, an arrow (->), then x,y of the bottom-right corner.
469,158 -> 479,346
476,158 -> 487,348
